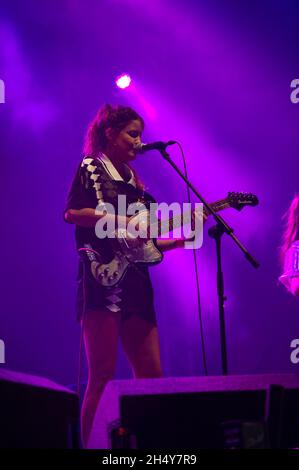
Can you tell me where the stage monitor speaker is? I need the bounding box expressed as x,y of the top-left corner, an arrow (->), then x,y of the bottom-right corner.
0,368 -> 79,448
88,374 -> 299,449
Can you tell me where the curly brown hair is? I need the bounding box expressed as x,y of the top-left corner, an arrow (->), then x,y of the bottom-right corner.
83,104 -> 145,190
83,104 -> 144,155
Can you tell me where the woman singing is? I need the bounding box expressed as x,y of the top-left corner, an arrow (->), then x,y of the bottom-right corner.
279,194 -> 299,297
64,104 -> 187,447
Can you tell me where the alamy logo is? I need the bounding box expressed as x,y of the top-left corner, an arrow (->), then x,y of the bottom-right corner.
290,79 -> 299,104
94,195 -> 204,249
0,79 -> 5,104
290,339 -> 299,364
0,339 -> 5,364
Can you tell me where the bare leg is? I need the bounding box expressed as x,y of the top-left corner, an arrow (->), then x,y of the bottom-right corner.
120,314 -> 163,378
80,308 -> 120,447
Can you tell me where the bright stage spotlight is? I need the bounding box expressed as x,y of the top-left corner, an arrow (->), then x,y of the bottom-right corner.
115,73 -> 132,89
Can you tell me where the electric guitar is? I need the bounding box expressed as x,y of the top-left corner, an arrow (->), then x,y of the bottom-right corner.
79,191 -> 258,288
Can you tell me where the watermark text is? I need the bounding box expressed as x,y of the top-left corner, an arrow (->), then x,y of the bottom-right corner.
290,339 -> 299,364
0,339 -> 5,364
0,79 -> 5,104
290,79 -> 299,104
94,195 -> 203,249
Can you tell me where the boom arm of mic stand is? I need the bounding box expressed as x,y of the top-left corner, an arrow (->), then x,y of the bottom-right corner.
159,148 -> 259,268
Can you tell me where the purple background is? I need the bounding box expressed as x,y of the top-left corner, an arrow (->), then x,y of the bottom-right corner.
0,0 -> 298,386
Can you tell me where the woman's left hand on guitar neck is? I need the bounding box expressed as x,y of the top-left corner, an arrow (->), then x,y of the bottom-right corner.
157,212 -> 208,252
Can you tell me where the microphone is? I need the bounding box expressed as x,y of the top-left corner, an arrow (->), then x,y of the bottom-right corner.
134,140 -> 176,154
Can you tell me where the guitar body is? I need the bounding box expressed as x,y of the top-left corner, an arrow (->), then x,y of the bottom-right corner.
112,229 -> 163,265
85,210 -> 163,288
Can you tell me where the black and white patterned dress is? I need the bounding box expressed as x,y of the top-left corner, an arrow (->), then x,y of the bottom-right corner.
64,153 -> 157,323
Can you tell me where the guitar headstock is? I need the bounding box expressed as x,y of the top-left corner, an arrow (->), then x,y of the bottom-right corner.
227,192 -> 259,211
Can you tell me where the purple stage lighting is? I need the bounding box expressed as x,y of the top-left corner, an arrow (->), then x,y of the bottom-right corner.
115,73 -> 132,89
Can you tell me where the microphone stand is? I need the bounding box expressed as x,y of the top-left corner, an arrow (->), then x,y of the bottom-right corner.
159,147 -> 259,376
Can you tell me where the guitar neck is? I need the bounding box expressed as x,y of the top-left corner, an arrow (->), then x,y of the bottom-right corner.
203,199 -> 231,216
155,198 -> 231,236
